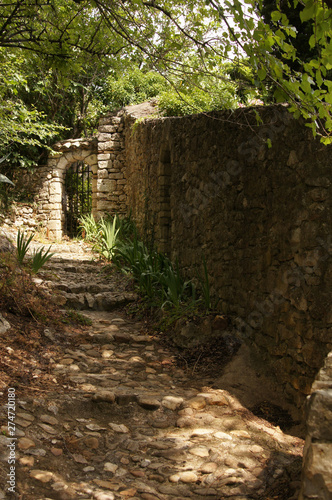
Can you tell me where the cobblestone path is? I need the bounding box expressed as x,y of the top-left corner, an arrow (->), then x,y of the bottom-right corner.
0,236 -> 304,500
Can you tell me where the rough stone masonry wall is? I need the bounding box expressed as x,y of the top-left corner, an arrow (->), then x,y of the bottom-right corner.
299,351 -> 332,499
124,104 -> 332,408
97,110 -> 127,217
34,110 -> 127,239
35,138 -> 98,239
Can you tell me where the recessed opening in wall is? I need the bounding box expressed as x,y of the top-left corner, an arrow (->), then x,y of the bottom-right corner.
64,161 -> 92,237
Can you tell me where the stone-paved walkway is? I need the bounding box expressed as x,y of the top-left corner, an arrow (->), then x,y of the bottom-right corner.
0,234 -> 304,500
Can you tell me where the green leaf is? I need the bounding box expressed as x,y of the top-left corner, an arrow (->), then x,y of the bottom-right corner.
257,67 -> 267,80
300,1 -> 317,22
0,174 -> 14,186
271,10 -> 282,22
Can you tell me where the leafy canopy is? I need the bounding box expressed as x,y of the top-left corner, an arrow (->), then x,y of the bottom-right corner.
1,0 -> 332,143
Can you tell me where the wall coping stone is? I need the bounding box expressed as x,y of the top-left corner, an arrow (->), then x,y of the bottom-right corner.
52,137 -> 98,152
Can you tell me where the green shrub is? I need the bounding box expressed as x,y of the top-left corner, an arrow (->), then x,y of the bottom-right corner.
80,213 -> 212,313
158,84 -> 237,117
114,233 -> 195,309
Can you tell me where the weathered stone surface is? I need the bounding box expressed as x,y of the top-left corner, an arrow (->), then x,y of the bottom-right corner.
123,104 -> 332,408
30,470 -> 54,483
0,313 -> 11,334
162,396 -> 184,410
299,351 -> 332,500
300,442 -> 332,500
18,437 -> 36,450
0,235 -> 14,253
92,391 -> 116,404
306,390 -> 332,441
137,396 -> 161,411
108,422 -> 130,433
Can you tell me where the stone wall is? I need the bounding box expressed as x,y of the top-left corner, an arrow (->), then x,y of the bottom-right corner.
97,110 -> 127,217
0,202 -> 39,229
34,103 -> 332,408
35,138 -> 98,239
34,111 -> 128,239
123,104 -> 332,408
299,351 -> 332,499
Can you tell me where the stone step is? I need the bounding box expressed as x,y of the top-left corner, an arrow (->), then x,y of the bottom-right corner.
42,261 -> 101,274
54,290 -> 137,311
51,282 -> 113,294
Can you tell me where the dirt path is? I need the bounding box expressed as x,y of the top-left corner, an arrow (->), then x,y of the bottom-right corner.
0,234 -> 304,500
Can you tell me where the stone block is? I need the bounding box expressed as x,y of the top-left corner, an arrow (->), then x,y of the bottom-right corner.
49,210 -> 61,219
98,141 -> 122,151
47,220 -> 62,231
307,390 -> 332,441
97,179 -> 116,193
97,169 -> 109,179
57,157 -> 69,171
98,153 -> 111,161
49,182 -> 62,196
98,133 -> 113,142
300,442 -> 332,500
49,194 -> 62,204
99,125 -> 117,133
97,200 -> 113,211
109,173 -> 124,180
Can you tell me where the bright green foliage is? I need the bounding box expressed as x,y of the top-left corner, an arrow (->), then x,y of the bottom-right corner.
1,0 -> 332,145
79,214 -> 100,242
16,229 -> 54,272
114,232 -> 194,307
16,230 -> 34,265
80,213 -> 211,310
96,217 -> 121,262
158,83 -> 238,116
31,246 -> 55,273
115,236 -> 164,299
79,213 -> 132,261
0,49 -> 63,150
159,259 -> 195,309
101,68 -> 167,109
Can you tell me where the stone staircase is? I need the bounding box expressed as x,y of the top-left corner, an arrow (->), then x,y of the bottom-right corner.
37,257 -> 137,312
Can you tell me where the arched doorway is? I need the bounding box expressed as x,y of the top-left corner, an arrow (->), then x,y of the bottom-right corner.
64,161 -> 92,237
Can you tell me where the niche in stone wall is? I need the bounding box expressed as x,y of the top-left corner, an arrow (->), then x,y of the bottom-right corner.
158,147 -> 172,255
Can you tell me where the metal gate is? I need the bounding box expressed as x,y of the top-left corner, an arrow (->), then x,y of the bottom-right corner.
64,161 -> 92,237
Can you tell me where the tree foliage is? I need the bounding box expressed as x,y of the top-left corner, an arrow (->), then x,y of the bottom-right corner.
0,0 -> 332,147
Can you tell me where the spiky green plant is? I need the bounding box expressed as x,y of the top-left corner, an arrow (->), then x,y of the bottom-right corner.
31,246 -> 55,273
96,216 -> 120,261
160,259 -> 194,309
79,213 -> 99,242
16,230 -> 34,265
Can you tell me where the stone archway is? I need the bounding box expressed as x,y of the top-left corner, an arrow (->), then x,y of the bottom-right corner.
37,138 -> 98,240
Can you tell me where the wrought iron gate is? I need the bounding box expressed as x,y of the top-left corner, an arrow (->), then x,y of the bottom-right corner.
64,161 -> 92,237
